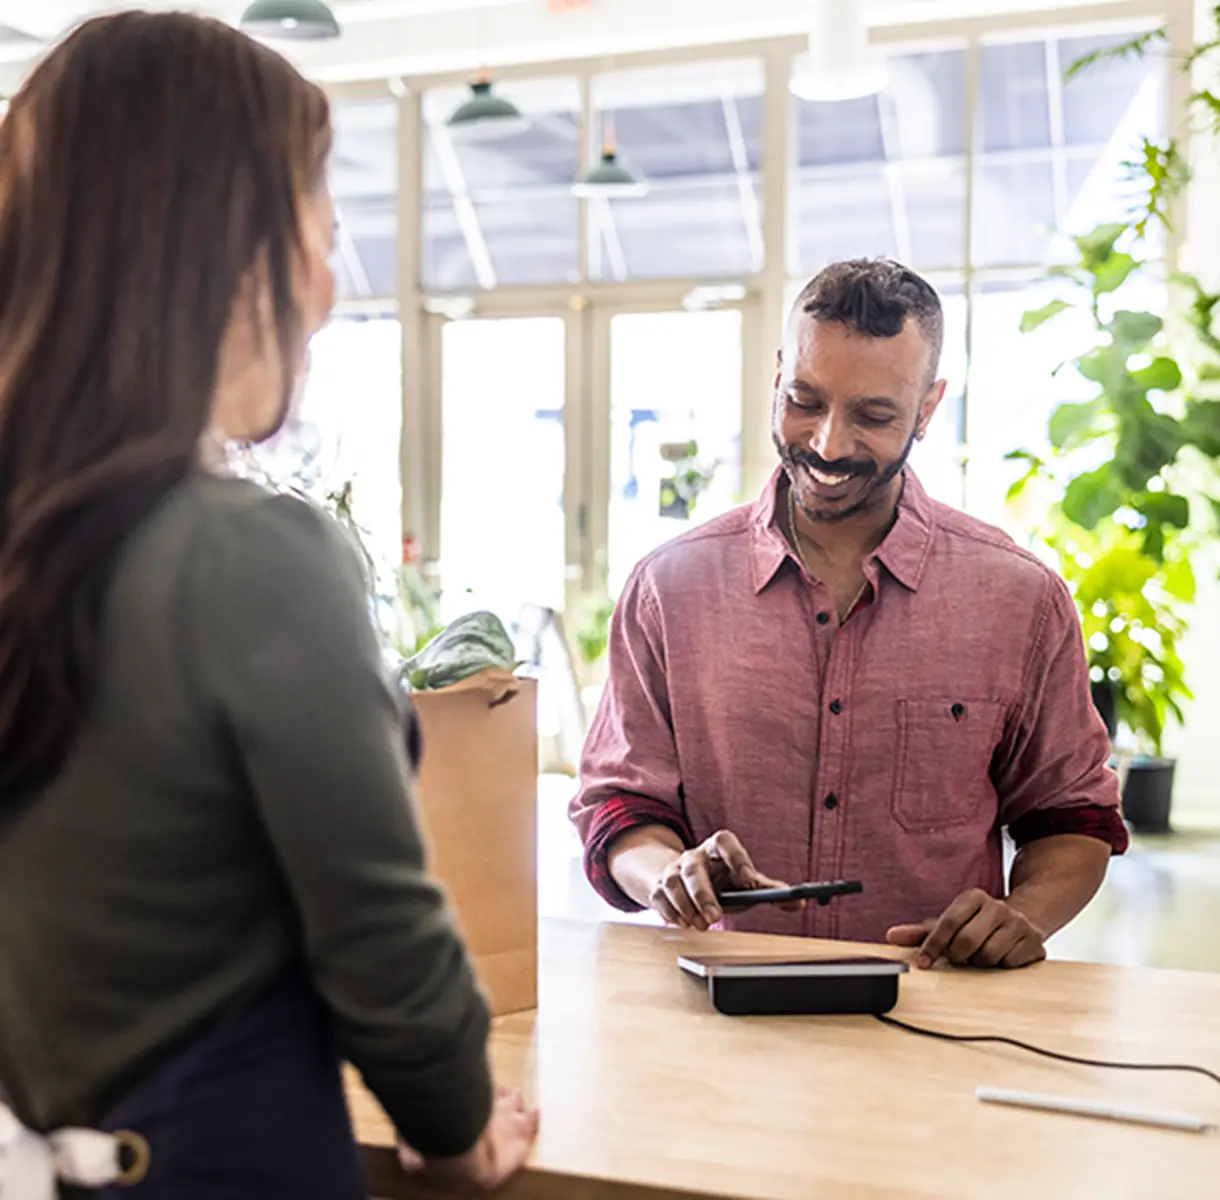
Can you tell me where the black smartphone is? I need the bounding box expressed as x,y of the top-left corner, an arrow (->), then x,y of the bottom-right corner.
716,879 -> 864,910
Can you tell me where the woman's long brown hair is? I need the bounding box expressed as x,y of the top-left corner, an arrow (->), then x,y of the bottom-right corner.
0,13 -> 331,802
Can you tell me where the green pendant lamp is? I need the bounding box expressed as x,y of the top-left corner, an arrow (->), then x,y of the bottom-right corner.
240,0 -> 341,40
446,75 -> 530,141
573,149 -> 648,198
573,102 -> 647,199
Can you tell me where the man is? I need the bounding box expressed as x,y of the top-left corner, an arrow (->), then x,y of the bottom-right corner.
570,259 -> 1126,971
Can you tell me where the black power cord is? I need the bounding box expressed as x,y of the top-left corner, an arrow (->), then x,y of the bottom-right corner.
874,1014 -> 1220,1087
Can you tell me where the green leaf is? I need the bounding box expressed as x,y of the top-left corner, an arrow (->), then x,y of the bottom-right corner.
1185,399 -> 1220,456
1184,32 -> 1220,70
1049,399 -> 1102,449
1195,88 -> 1220,124
1137,491 -> 1190,529
1074,223 -> 1129,263
1122,138 -> 1190,239
1162,556 -> 1197,604
1004,448 -> 1043,465
1064,28 -> 1167,81
1062,467 -> 1124,528
1131,357 -> 1182,394
1113,412 -> 1186,489
1110,310 -> 1163,347
1141,523 -> 1165,563
404,610 -> 516,692
1020,299 -> 1071,333
1076,350 -> 1113,384
1092,251 -> 1138,295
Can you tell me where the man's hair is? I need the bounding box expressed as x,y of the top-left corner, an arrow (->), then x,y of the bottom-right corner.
790,258 -> 944,379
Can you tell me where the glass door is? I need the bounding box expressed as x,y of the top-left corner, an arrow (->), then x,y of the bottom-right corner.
598,308 -> 746,598
437,315 -> 571,627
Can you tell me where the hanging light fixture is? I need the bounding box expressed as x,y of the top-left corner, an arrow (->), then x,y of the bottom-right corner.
446,74 -> 530,141
573,91 -> 647,200
573,149 -> 647,199
240,0 -> 341,40
790,0 -> 888,102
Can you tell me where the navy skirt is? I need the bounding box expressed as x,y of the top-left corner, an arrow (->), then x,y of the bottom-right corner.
89,971 -> 365,1199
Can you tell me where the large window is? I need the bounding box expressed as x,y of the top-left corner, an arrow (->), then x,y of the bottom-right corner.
606,309 -> 744,595
438,317 -> 568,624
292,14 -> 1178,634
589,59 -> 764,282
422,79 -> 582,291
966,28 -> 1167,523
331,100 -> 398,299
974,31 -> 1166,266
790,48 -> 968,276
245,315 -> 403,591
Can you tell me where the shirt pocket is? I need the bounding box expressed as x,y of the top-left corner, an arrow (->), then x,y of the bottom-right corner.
891,698 -> 1004,831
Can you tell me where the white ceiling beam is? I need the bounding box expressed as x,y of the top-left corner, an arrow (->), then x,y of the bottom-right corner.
0,0 -> 1165,96
291,0 -> 1164,84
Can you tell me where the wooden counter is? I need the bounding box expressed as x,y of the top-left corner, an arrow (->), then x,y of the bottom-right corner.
349,919 -> 1220,1200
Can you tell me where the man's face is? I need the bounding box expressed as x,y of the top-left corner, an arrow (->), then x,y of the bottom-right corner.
773,315 -> 945,524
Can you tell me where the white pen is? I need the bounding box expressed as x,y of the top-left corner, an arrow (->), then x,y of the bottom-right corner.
976,1086 -> 1216,1134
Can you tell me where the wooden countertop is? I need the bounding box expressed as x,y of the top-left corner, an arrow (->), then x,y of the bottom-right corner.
348,919 -> 1220,1200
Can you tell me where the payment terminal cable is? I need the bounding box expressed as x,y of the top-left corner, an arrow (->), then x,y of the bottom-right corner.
874,1014 -> 1220,1087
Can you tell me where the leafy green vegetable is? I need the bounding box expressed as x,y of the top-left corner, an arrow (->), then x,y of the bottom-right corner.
403,611 -> 517,692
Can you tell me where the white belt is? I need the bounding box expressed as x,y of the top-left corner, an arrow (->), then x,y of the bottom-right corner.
0,1104 -> 149,1197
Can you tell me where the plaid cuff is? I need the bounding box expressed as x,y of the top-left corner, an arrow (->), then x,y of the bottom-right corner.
583,794 -> 695,912
1008,804 -> 1130,856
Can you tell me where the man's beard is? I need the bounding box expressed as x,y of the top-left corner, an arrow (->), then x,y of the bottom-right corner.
775,422 -> 918,524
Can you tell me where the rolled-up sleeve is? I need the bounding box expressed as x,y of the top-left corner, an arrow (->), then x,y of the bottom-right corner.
569,566 -> 693,910
997,573 -> 1128,855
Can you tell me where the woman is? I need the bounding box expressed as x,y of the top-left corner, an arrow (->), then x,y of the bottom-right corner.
0,12 -> 536,1197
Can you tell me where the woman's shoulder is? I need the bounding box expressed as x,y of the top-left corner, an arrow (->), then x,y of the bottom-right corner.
172,473 -> 351,560
137,473 -> 365,614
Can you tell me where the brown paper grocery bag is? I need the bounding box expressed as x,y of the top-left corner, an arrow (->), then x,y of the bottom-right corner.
410,676 -> 538,1016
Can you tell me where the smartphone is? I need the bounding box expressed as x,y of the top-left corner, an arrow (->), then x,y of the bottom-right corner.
716,879 -> 864,910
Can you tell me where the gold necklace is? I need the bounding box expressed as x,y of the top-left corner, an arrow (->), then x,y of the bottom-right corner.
787,487 -> 870,619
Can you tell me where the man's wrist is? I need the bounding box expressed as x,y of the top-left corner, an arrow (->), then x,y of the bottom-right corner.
1003,887 -> 1056,941
607,825 -> 684,907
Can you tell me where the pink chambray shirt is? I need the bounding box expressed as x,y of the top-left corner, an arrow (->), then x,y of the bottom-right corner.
570,468 -> 1124,943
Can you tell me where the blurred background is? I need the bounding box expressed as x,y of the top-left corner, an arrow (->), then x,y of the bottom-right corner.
5,0 -> 1216,969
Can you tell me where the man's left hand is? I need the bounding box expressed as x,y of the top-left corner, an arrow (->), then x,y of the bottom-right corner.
886,889 -> 1047,970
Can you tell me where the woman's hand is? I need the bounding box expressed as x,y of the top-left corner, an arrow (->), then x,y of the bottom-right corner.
398,1088 -> 539,1195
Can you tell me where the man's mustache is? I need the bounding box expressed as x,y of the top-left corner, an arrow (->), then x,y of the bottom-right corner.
787,449 -> 876,479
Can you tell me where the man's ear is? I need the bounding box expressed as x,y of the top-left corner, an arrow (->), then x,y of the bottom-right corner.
917,378 -> 948,439
774,348 -> 783,390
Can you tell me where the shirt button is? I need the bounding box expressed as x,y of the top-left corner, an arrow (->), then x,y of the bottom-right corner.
816,612 -> 831,626
829,699 -> 843,715
824,793 -> 839,811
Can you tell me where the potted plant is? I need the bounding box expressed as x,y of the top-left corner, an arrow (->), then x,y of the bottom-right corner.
658,440 -> 716,520
1004,21 -> 1220,830
1010,224 -> 1220,831
573,594 -> 615,671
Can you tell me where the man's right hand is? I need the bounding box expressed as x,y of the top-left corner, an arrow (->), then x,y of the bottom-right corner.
644,829 -> 804,931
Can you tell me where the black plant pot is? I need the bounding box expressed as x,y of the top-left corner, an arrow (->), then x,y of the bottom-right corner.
1090,680 -> 1119,740
1121,757 -> 1176,834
